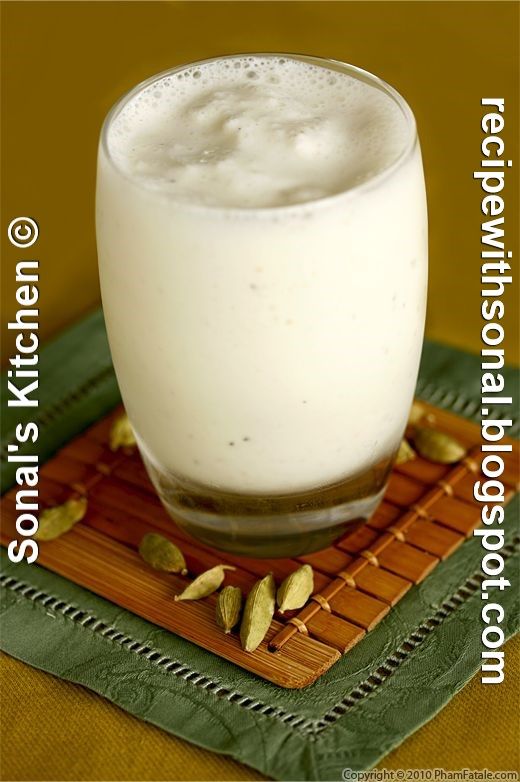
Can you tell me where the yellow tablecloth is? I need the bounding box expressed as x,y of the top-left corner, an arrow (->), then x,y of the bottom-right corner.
2,638 -> 519,780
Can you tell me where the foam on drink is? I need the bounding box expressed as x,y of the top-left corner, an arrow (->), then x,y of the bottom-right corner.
107,55 -> 409,207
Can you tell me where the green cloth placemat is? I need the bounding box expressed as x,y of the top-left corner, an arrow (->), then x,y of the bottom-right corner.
1,308 -> 519,781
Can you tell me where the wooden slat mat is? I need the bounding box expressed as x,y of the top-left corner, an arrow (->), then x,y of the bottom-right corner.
1,401 -> 518,688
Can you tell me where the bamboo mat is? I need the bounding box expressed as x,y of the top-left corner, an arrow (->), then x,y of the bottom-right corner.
1,401 -> 518,688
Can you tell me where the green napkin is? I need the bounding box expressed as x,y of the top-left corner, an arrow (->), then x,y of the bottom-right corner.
1,308 -> 518,780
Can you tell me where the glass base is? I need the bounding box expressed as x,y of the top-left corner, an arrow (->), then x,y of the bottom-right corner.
143,454 -> 393,558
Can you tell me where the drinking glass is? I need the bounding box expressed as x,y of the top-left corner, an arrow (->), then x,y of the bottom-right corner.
96,54 -> 427,557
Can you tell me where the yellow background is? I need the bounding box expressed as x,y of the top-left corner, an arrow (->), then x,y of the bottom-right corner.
1,2 -> 519,779
1,1 -> 519,363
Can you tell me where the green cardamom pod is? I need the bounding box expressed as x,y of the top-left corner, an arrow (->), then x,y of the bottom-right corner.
413,426 -> 467,464
139,532 -> 187,574
216,585 -> 242,634
109,413 -> 136,451
276,564 -> 314,613
240,573 -> 276,652
396,439 -> 416,465
35,497 -> 88,541
174,564 -> 236,601
408,401 -> 425,425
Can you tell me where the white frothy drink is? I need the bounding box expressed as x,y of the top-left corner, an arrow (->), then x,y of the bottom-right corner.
97,55 -> 427,496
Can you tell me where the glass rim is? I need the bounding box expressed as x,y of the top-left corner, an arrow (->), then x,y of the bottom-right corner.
100,52 -> 418,216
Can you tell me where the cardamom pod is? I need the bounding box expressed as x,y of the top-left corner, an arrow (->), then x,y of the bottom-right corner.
240,573 -> 276,652
174,564 -> 236,601
396,439 -> 416,465
408,401 -> 425,426
35,497 -> 88,541
109,413 -> 136,451
277,564 -> 314,613
139,532 -> 187,574
216,585 -> 242,634
413,426 -> 467,464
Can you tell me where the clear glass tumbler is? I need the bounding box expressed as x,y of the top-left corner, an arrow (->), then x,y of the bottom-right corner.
96,54 -> 427,557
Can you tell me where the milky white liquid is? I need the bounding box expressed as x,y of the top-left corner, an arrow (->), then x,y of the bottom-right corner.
97,55 -> 427,495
